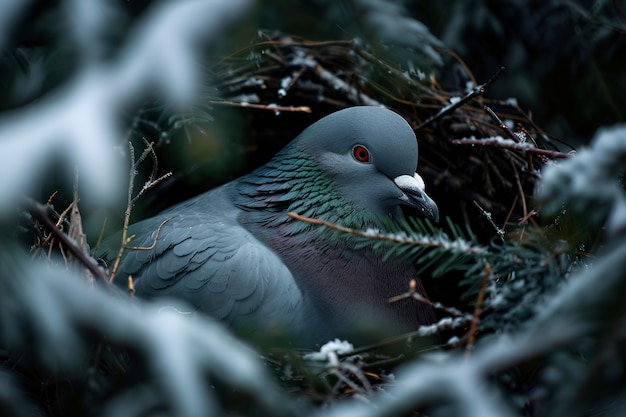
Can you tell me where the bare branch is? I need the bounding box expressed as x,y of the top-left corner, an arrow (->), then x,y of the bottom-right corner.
465,263 -> 490,358
67,168 -> 94,285
483,104 -> 520,142
415,66 -> 505,131
24,197 -> 109,284
473,200 -> 505,241
126,218 -> 171,251
110,141 -> 171,284
207,100 -> 312,113
305,57 -> 383,107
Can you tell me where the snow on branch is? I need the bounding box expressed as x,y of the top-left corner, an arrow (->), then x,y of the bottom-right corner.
536,124 -> 626,234
320,231 -> 626,417
0,0 -> 250,214
452,136 -> 571,159
0,251 -> 299,417
287,212 -> 488,256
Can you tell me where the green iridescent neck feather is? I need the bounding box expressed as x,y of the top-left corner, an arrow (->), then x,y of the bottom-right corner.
233,147 -> 382,234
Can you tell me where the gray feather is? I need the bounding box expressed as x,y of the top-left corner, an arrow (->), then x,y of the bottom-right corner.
101,106 -> 439,346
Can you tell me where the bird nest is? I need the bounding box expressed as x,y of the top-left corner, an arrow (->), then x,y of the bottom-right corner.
203,30 -> 571,243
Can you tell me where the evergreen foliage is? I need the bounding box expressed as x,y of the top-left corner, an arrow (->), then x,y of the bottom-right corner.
1,1 -> 625,416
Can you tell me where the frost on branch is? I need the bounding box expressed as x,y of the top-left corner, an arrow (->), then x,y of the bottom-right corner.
536,124 -> 626,235
0,249 -> 298,417
0,0 -> 250,215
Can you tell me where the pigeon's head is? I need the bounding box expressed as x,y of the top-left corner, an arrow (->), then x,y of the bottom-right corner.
297,106 -> 439,222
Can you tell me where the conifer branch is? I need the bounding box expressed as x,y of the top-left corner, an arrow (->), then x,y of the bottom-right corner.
287,212 -> 487,255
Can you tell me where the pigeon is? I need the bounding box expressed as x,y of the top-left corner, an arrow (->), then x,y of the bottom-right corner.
104,106 -> 439,346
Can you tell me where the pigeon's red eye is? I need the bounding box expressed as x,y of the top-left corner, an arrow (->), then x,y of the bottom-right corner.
353,145 -> 370,163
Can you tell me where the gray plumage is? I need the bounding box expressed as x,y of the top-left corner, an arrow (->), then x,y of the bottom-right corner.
103,106 -> 439,346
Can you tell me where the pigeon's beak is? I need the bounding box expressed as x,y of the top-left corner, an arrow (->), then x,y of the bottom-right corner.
394,174 -> 439,222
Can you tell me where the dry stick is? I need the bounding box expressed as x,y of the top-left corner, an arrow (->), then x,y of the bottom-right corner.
509,160 -> 529,240
93,112 -> 142,257
473,200 -> 505,241
444,48 -> 478,87
25,198 -> 109,283
389,279 -> 470,320
483,104 -> 521,143
68,168 -> 94,285
511,103 -> 562,150
128,275 -> 135,298
451,138 -> 571,159
502,193 -> 519,229
465,263 -> 491,359
352,48 -> 441,107
280,64 -> 307,95
388,278 -> 423,304
415,66 -> 505,131
109,141 -> 171,284
345,312 -> 471,359
518,209 -> 538,225
132,139 -> 172,205
126,218 -> 171,251
37,200 -> 73,252
305,57 -> 383,107
92,217 -> 108,257
34,191 -> 74,254
109,142 -> 138,284
207,100 -> 311,113
228,40 -> 379,109
210,35 -> 353,68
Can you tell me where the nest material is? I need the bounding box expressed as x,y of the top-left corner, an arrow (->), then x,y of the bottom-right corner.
205,31 -> 570,241
16,31 -> 582,410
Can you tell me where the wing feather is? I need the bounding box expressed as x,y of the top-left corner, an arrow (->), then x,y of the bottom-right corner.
106,185 -> 302,330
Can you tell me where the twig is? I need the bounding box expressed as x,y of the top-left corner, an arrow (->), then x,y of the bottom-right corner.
473,201 -> 505,241
509,102 -> 563,150
39,199 -> 73,249
509,160 -> 528,239
131,140 -> 172,204
415,66 -> 505,130
278,65 -> 307,97
207,100 -> 311,113
68,168 -> 94,285
305,57 -> 383,106
452,137 -> 571,159
24,198 -> 109,283
128,276 -> 135,298
344,314 -> 470,358
389,279 -> 425,304
518,209 -> 538,224
465,263 -> 490,358
332,362 -> 374,396
483,104 -> 521,143
92,217 -> 108,257
109,142 -> 138,283
389,279 -> 465,314
126,218 -> 171,251
109,141 -> 172,284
